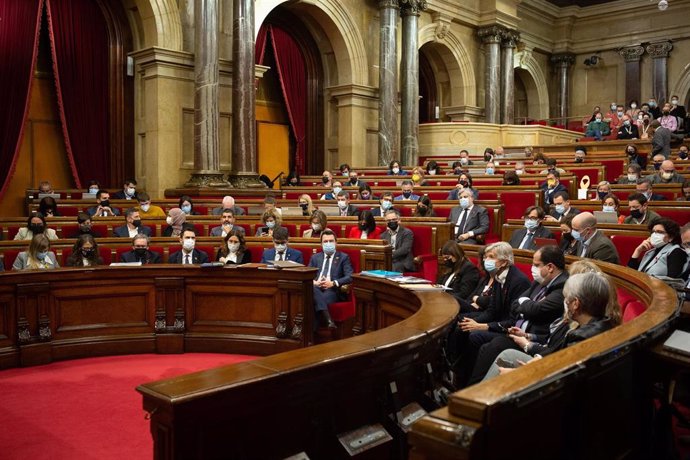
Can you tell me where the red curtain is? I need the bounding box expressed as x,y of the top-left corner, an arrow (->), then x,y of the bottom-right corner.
256,24 -> 268,66
46,0 -> 110,188
0,0 -> 44,201
268,25 -> 308,175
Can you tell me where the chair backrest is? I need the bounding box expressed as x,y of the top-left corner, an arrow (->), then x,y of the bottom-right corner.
405,225 -> 434,256
609,234 -> 646,266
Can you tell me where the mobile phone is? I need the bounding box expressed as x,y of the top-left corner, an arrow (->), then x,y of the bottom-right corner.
496,357 -> 517,368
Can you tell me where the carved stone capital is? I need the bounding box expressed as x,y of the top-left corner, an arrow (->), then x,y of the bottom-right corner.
501,30 -> 520,48
432,13 -> 451,40
477,25 -> 505,45
184,172 -> 231,188
618,46 -> 644,62
550,53 -> 576,67
227,173 -> 267,188
646,41 -> 673,58
378,0 -> 399,9
399,0 -> 426,16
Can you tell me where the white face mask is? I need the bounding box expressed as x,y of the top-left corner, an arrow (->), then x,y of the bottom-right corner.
650,232 -> 666,248
337,200 -> 348,209
166,216 -> 173,225
126,187 -> 136,197
140,204 -> 150,213
627,174 -> 638,182
531,265 -> 544,284
274,243 -> 287,253
311,223 -> 321,232
227,242 -> 240,253
392,167 -> 400,174
182,238 -> 195,251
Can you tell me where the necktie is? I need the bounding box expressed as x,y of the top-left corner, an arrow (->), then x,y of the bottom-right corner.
319,255 -> 332,280
457,209 -> 468,237
520,232 -> 534,250
280,253 -> 285,261
532,285 -> 547,302
185,254 -> 190,265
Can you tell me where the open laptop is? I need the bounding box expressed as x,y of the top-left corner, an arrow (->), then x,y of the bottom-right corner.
318,206 -> 340,216
593,211 -> 618,224
37,193 -> 61,200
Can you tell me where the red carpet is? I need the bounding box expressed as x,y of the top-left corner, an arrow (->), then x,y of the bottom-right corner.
0,353 -> 256,460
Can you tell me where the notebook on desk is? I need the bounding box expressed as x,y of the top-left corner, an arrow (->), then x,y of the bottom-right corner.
663,330 -> 690,357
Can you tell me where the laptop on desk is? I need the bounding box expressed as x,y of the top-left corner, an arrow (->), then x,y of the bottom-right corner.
594,211 -> 618,224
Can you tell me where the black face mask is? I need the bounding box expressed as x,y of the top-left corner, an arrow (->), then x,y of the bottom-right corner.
100,200 -> 110,208
81,248 -> 96,258
630,209 -> 643,219
387,221 -> 399,231
350,178 -> 358,185
299,203 -> 308,210
132,219 -> 142,228
680,151 -> 688,160
574,158 -> 583,163
358,222 -> 368,231
654,163 -> 662,171
322,176 -> 329,184
29,224 -> 44,234
79,224 -> 92,233
443,258 -> 454,267
459,180 -> 469,188
402,191 -> 411,198
134,248 -> 148,258
484,155 -> 492,162
418,205 -> 427,214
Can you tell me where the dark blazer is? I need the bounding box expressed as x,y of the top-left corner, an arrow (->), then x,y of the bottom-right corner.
371,207 -> 391,217
210,225 -> 246,237
447,188 -> 479,201
467,265 -> 531,331
215,249 -> 252,265
66,228 -> 105,239
308,251 -> 354,291
261,247 -> 304,264
120,250 -> 161,264
381,225 -> 415,272
448,205 -> 489,243
541,183 -> 568,206
617,124 -> 639,140
113,224 -> 152,238
459,274 -> 493,313
438,259 -> 480,302
548,206 -> 580,221
65,255 -> 104,267
651,126 -> 672,158
394,193 -> 421,202
508,226 -> 554,250
337,205 -> 362,217
531,317 -> 612,357
168,248 -> 209,264
574,229 -> 620,264
111,190 -> 138,200
509,272 -> 568,336
86,205 -> 120,217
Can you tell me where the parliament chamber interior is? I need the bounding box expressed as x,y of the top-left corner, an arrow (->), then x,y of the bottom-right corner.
2,0 -> 690,459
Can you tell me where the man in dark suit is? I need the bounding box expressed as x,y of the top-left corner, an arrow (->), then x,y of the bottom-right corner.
211,196 -> 245,216
509,206 -> 554,250
468,245 -> 569,384
120,234 -> 161,264
393,180 -> 421,201
210,209 -> 246,237
113,208 -> 152,238
636,178 -> 667,202
111,179 -> 138,200
308,230 -> 354,328
336,191 -> 361,217
571,212 -> 620,264
371,192 -> 395,217
650,119 -> 671,159
66,212 -> 104,238
541,170 -> 567,206
345,170 -> 367,189
87,190 -> 120,217
544,191 -> 580,222
381,208 -> 415,272
260,227 -> 304,264
168,227 -> 209,264
447,188 -> 489,244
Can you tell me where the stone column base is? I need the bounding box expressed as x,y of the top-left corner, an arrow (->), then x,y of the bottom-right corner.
228,173 -> 267,188
184,172 -> 232,188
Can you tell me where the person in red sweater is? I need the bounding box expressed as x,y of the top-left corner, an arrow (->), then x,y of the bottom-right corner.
347,210 -> 382,239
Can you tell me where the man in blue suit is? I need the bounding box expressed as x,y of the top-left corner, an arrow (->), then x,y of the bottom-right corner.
308,230 -> 354,329
260,227 -> 304,264
113,208 -> 152,238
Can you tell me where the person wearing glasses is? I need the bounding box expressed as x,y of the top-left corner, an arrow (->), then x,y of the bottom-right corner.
628,218 -> 687,279
381,208 -> 414,273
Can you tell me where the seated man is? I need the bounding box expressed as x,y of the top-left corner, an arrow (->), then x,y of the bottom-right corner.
168,227 -> 209,264
573,147 -> 587,163
539,158 -> 565,175
381,208 -> 415,272
371,191 -> 395,217
617,115 -> 639,140
509,206 -> 554,250
650,153 -> 666,172
346,170 -> 367,188
320,181 -> 342,201
111,179 -> 138,200
210,209 -> 246,237
624,193 -> 661,226
459,149 -> 473,167
541,170 -> 567,206
119,234 -> 161,264
211,195 -> 245,216
308,230 -> 354,329
544,191 -> 580,222
394,180 -> 420,201
260,226 -> 303,264
38,180 -> 54,195
336,190 -> 361,217
113,208 -> 152,238
87,190 -> 120,217
66,212 -> 103,238
136,192 -> 165,218
584,113 -> 611,139
636,177 -> 667,201
448,188 -> 489,244
571,212 -> 620,264
646,159 -> 685,184
660,103 -> 678,132
263,195 -> 281,214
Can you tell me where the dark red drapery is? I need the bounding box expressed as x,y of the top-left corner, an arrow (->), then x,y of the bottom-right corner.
46,0 -> 110,188
256,24 -> 268,66
0,0 -> 44,201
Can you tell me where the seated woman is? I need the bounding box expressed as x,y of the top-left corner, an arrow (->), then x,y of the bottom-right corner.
502,171 -> 520,186
618,162 -> 642,185
357,184 -> 375,200
65,234 -> 104,267
12,234 -> 60,270
437,241 -> 480,302
624,144 -> 647,170
481,272 -> 614,381
179,195 -> 200,215
347,210 -> 382,239
163,208 -> 186,237
558,215 -> 578,256
413,195 -> 436,217
14,212 -> 58,241
387,160 -> 407,176
216,229 -> 251,264
447,172 -> 479,200
601,194 -> 626,224
302,210 -> 327,238
628,218 -> 687,279
298,194 -> 316,216
593,181 -> 612,201
285,170 -> 301,186
460,246 -> 493,313
255,209 -> 281,237
38,196 -> 60,217
426,160 -> 441,176
410,167 -> 429,186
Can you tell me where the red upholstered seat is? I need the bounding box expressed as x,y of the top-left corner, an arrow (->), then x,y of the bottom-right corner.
434,207 -> 451,218
622,300 -> 646,322
600,159 -> 625,183
8,226 -> 22,240
1,249 -> 22,270
514,262 -> 533,278
197,245 -> 216,261
654,208 -> 690,223
500,191 -> 539,220
247,245 -> 266,263
328,248 -> 362,323
609,234 -> 645,266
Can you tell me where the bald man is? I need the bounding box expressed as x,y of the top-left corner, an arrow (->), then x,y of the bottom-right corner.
647,160 -> 685,184
571,212 -> 620,264
212,195 -> 245,216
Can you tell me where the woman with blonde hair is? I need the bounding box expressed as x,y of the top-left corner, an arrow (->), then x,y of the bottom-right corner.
12,234 -> 59,270
163,208 -> 186,237
298,194 -> 316,217
256,209 -> 282,237
302,210 -> 328,238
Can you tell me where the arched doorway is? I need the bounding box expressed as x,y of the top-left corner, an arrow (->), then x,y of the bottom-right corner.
419,51 -> 438,123
514,68 -> 542,123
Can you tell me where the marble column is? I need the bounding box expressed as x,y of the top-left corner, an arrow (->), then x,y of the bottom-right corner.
500,30 -> 519,124
618,46 -> 644,107
378,0 -> 399,167
646,41 -> 673,104
550,53 -> 575,126
185,0 -> 228,187
477,26 -> 504,124
400,0 -> 426,167
229,0 -> 264,187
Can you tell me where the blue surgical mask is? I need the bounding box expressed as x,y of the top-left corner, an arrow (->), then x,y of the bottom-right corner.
602,205 -> 615,213
555,204 -> 566,215
525,219 -> 539,230
36,252 -> 48,260
485,168 -> 494,175
484,259 -> 497,273
322,242 -> 336,255
266,221 -> 276,229
333,187 -> 342,196
571,229 -> 582,241
181,205 -> 192,214
460,198 -> 470,209
382,200 -> 392,211
88,187 -> 99,194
